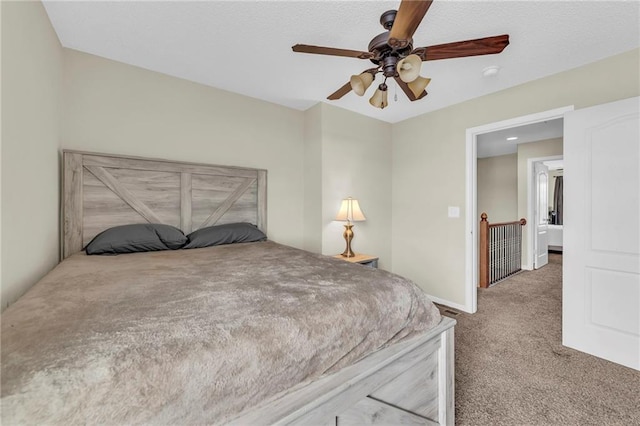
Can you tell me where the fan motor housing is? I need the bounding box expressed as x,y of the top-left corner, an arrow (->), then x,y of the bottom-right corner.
368,32 -> 413,69
379,10 -> 397,30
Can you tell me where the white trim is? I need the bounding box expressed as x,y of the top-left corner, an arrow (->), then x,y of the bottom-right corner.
427,293 -> 469,313
464,130 -> 478,313
527,155 -> 562,270
465,105 -> 574,314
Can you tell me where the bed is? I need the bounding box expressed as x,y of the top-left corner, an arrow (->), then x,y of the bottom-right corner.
1,150 -> 455,425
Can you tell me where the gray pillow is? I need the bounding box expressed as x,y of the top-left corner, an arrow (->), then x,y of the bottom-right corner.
185,222 -> 266,249
86,223 -> 187,255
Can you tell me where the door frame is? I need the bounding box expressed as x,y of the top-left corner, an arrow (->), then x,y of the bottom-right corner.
464,105 -> 574,313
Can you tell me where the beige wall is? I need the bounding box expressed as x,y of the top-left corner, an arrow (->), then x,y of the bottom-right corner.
2,2 -> 638,314
477,154 -> 517,223
1,4 -> 308,310
320,104 -> 392,270
517,138 -> 563,269
1,7 -> 392,309
302,104 -> 323,253
61,49 -> 306,249
1,1 -> 63,310
302,103 -> 393,269
392,48 -> 640,308
1,0 -> 3,310
62,53 -> 394,263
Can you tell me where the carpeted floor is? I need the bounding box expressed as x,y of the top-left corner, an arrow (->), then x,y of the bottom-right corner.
441,254 -> 640,426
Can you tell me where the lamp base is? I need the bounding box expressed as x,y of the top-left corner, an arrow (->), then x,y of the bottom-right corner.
341,224 -> 355,258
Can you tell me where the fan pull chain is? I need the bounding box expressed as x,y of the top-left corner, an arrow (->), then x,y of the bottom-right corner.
394,80 -> 398,102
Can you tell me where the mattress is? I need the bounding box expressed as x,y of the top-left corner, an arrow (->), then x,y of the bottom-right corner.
1,241 -> 441,424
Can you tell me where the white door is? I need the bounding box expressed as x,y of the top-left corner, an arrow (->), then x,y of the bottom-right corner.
534,162 -> 549,269
563,96 -> 640,370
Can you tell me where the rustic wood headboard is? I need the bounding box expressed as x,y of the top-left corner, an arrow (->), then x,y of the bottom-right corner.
62,150 -> 267,259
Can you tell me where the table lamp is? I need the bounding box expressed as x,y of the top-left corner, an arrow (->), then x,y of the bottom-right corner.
335,197 -> 366,258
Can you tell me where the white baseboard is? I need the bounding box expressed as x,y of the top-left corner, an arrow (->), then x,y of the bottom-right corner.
426,294 -> 471,313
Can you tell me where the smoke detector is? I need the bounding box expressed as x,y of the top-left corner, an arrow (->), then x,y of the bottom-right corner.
482,66 -> 501,77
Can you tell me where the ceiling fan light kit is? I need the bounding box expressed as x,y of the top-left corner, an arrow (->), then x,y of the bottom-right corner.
397,54 -> 422,83
350,72 -> 375,96
292,0 -> 510,111
369,83 -> 389,109
408,76 -> 431,98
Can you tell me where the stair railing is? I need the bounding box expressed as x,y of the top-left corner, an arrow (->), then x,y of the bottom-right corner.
479,213 -> 527,288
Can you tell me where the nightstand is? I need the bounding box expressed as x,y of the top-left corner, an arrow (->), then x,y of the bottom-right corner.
333,253 -> 379,268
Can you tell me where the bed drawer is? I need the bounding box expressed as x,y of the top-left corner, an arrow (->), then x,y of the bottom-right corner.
230,317 -> 455,426
336,336 -> 442,425
368,344 -> 440,421
337,396 -> 438,425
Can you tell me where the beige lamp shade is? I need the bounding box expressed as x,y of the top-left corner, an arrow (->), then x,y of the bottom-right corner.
335,197 -> 366,223
369,86 -> 388,109
397,54 -> 422,83
350,72 -> 374,96
408,76 -> 431,97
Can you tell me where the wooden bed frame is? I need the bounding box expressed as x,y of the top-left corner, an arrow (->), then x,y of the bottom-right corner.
61,150 -> 455,425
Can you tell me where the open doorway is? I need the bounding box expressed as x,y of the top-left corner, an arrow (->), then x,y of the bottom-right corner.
542,159 -> 564,254
531,158 -> 564,270
464,106 -> 573,313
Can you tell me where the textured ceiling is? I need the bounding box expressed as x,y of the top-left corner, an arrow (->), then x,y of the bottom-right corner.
43,0 -> 640,124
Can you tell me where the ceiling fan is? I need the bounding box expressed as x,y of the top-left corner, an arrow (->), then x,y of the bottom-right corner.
292,0 -> 509,109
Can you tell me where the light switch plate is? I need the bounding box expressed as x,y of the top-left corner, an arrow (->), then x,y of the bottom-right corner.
448,206 -> 460,218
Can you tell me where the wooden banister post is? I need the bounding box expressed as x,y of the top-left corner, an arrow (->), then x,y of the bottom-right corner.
479,213 -> 490,288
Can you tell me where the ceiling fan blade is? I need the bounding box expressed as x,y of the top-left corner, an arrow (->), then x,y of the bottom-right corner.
292,44 -> 374,60
412,34 -> 510,61
394,76 -> 427,101
388,0 -> 433,49
327,81 -> 353,100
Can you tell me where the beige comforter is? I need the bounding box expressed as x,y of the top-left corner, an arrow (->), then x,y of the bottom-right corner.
1,241 -> 440,424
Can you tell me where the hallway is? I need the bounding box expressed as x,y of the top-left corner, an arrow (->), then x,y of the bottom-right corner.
442,254 -> 640,425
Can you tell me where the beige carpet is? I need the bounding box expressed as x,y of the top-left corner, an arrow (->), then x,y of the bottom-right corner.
441,254 -> 640,426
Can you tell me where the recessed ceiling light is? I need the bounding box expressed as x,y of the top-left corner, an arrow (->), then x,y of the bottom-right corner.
506,136 -> 518,141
